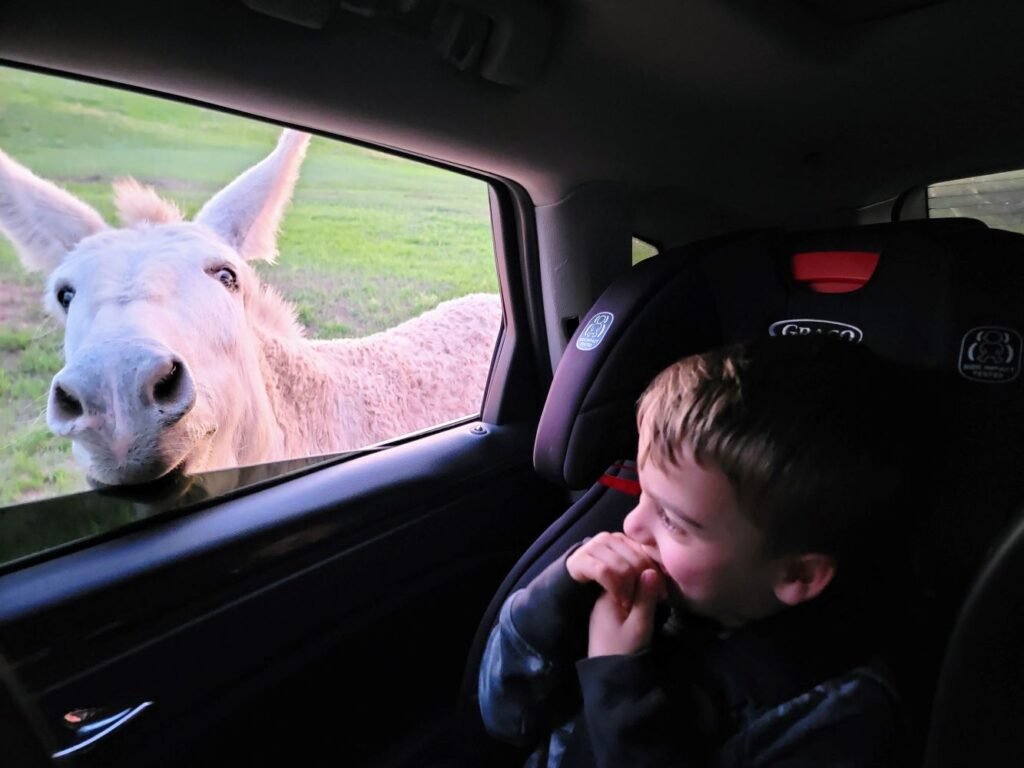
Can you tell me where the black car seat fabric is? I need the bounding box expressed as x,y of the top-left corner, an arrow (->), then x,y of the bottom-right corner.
924,503 -> 1024,768
458,217 -> 1024,767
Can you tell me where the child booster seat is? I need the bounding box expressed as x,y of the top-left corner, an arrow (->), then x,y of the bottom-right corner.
457,217 -> 1024,767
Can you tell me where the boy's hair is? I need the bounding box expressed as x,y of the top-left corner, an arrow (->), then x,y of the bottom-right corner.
637,336 -> 905,563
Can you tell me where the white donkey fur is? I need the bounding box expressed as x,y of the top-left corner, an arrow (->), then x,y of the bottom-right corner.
0,131 -> 501,485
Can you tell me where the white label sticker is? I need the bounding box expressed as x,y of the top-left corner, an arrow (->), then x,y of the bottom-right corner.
576,312 -> 615,351
958,327 -> 1022,383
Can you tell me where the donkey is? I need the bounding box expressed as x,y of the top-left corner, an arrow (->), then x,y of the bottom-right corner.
0,131 -> 501,486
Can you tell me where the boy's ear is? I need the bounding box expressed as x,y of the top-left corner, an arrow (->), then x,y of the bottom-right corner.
773,553 -> 836,607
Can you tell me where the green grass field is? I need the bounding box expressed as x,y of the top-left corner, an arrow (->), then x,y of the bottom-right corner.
0,67 -> 497,506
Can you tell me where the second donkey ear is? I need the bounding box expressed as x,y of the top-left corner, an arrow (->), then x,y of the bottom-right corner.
195,130 -> 311,264
0,148 -> 109,273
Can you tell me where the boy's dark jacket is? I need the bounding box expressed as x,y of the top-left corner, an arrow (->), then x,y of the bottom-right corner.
478,548 -> 901,768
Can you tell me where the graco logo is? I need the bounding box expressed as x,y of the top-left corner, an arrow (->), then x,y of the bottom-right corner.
958,327 -> 1021,383
576,311 -> 615,351
768,318 -> 863,343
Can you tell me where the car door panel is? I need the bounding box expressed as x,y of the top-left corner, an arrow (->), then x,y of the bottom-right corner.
0,421 -> 564,767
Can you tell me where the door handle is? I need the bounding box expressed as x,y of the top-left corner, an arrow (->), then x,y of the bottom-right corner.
53,702 -> 153,758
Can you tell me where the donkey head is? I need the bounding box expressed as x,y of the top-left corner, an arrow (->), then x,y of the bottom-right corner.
0,130 -> 310,485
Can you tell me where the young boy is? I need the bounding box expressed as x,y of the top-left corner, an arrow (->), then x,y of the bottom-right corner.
478,336 -> 906,768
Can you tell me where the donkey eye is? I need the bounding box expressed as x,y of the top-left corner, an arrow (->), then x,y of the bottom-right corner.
211,266 -> 238,291
56,286 -> 75,311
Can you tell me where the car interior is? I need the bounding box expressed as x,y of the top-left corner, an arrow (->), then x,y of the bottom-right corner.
1,0 -> 1024,766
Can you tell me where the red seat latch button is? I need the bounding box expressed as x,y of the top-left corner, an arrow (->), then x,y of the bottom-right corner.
792,251 -> 880,294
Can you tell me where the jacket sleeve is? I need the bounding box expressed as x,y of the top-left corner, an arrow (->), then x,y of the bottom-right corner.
478,547 -> 600,748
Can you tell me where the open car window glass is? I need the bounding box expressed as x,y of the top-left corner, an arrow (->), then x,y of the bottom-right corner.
928,169 -> 1024,234
0,67 -> 500,567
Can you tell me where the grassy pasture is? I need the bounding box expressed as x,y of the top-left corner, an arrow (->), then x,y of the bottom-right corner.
0,67 -> 497,506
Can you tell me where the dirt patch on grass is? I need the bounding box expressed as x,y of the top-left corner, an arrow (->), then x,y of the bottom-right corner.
0,282 -> 46,327
256,268 -> 361,337
64,174 -> 207,190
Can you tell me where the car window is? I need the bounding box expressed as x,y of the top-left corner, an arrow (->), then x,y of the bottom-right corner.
928,169 -> 1024,234
632,236 -> 658,265
0,67 -> 501,550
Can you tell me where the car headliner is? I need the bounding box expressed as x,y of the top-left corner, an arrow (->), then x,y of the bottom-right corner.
0,0 -> 1022,243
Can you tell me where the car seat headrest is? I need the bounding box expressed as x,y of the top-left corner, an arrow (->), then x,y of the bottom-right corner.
534,217 -> 1024,490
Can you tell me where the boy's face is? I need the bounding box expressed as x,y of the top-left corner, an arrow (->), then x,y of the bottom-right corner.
624,439 -> 784,628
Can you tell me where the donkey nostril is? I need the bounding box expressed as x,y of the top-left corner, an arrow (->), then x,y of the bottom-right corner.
152,361 -> 183,405
53,384 -> 84,419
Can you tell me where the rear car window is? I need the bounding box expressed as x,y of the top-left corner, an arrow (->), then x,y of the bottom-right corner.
928,169 -> 1024,234
0,67 -> 500,567
632,236 -> 658,264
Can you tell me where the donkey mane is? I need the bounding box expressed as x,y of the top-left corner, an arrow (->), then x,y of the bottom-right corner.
114,178 -> 184,227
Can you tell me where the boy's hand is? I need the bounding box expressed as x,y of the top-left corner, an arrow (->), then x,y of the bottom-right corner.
587,568 -> 664,657
565,532 -> 669,656
565,532 -> 661,611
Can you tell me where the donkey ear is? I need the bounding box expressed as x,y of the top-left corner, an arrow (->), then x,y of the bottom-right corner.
0,149 -> 108,273
195,130 -> 311,263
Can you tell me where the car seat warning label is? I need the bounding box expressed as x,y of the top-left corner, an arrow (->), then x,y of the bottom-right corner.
958,327 -> 1022,383
576,312 -> 614,351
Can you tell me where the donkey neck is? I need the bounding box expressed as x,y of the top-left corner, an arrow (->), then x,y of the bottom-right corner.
253,326 -> 368,457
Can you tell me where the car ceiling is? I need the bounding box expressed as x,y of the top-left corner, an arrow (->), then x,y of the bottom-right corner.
1,0 -> 1023,241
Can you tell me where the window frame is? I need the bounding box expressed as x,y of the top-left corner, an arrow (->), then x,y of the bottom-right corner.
0,62 -> 552,570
